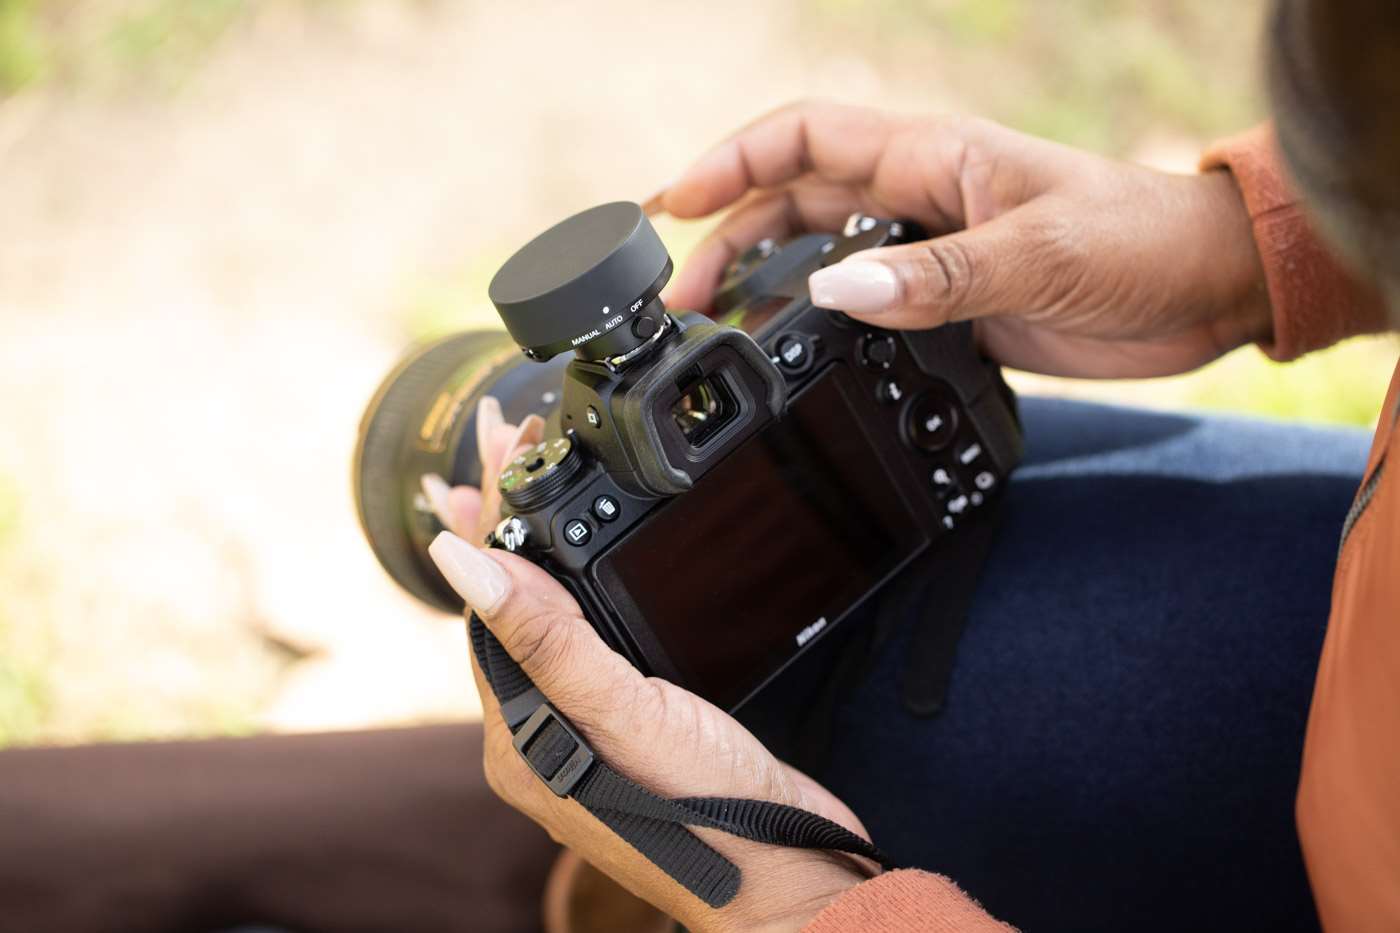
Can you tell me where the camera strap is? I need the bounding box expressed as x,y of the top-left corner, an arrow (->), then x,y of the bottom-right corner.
784,501 -> 1005,778
468,615 -> 895,909
898,501 -> 1004,717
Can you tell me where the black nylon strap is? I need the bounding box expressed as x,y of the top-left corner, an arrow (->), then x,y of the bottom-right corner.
469,614 -> 892,908
898,504 -> 1003,717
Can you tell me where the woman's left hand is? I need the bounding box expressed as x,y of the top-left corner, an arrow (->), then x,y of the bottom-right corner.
421,398 -> 872,932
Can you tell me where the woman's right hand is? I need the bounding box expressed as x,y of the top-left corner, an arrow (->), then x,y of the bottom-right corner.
653,100 -> 1272,379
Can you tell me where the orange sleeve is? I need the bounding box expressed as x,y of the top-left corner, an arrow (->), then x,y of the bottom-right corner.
802,870 -> 1016,933
1199,124 -> 1388,361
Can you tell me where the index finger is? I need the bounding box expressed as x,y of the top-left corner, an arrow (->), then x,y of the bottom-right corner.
661,100 -> 902,219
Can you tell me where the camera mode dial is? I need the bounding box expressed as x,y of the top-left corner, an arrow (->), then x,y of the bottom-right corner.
499,436 -> 585,513
489,202 -> 673,365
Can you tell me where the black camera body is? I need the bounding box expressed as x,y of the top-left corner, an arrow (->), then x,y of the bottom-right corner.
354,202 -> 1021,712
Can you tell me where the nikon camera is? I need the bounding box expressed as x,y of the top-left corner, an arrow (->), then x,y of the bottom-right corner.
354,202 -> 1022,711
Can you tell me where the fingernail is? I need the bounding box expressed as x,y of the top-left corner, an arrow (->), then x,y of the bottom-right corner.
808,261 -> 900,314
475,396 -> 504,462
420,473 -> 452,524
498,414 -> 546,472
428,531 -> 510,615
641,188 -> 668,217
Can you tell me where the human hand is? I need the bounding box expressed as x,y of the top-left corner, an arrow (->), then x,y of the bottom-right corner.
419,397 -> 546,546
653,100 -> 1271,378
425,527 -> 871,932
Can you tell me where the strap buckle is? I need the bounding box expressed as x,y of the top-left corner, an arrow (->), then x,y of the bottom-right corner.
512,702 -> 596,797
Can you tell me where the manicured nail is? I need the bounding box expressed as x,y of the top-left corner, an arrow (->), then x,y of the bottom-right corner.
808,261 -> 900,314
641,180 -> 673,217
428,531 -> 510,615
499,414 -> 546,468
475,396 -> 504,463
420,473 -> 453,525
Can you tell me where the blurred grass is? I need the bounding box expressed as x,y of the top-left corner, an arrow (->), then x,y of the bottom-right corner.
804,0 -> 1265,155
0,472 -> 50,746
0,0 -> 258,96
1182,337 -> 1398,426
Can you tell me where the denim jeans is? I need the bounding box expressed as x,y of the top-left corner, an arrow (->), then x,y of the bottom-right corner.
745,396 -> 1371,933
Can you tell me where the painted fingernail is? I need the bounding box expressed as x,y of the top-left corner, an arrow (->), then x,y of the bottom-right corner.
428,530 -> 510,615
498,414 -> 546,471
641,180 -> 674,216
808,261 -> 900,314
475,395 -> 504,461
420,473 -> 453,525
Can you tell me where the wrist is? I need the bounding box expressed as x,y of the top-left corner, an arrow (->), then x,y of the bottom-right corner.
730,861 -> 867,933
1196,167 -> 1275,348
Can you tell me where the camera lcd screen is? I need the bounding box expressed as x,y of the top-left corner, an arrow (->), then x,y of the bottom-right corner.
593,364 -> 928,709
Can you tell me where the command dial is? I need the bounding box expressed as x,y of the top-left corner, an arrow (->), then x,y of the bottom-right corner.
499,436 -> 585,513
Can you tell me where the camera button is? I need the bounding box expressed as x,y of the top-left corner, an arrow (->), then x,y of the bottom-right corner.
563,519 -> 592,547
875,377 -> 905,404
592,495 -> 620,523
773,334 -> 813,372
631,316 -> 660,340
858,333 -> 897,371
956,441 -> 984,467
905,393 -> 958,453
930,465 -> 957,492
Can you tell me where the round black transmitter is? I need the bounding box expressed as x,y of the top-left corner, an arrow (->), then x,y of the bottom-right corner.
488,202 -> 674,364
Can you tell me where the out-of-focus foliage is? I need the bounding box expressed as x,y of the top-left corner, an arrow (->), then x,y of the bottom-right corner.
0,472 -> 48,746
0,0 -> 251,95
1184,338 -> 1398,426
803,0 -> 1266,154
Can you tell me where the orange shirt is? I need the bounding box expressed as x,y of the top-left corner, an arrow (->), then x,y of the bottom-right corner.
805,125 -> 1399,932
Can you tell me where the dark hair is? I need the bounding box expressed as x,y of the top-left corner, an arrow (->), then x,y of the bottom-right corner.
1269,0 -> 1400,301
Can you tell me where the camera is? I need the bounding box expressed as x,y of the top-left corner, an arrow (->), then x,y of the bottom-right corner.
354,202 -> 1022,711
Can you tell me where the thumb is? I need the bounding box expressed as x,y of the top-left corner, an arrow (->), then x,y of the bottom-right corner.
427,530 -> 650,735
808,209 -> 1040,329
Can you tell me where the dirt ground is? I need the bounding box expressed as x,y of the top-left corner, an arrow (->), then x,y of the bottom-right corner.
6,0 -> 1341,744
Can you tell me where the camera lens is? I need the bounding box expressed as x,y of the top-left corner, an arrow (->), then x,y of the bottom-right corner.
488,202 -> 673,365
671,374 -> 738,447
353,330 -> 569,613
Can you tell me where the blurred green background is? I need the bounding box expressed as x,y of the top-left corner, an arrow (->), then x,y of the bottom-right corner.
1,0 -> 1394,748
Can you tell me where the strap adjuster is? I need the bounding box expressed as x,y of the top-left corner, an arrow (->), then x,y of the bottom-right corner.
512,702 -> 596,797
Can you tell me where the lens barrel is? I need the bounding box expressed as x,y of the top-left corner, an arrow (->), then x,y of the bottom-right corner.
488,202 -> 673,363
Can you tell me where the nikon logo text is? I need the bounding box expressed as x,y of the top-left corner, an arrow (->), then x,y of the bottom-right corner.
795,617 -> 827,648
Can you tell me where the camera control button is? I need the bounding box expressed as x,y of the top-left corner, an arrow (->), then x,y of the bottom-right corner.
773,334 -> 813,372
930,465 -> 957,492
591,495 -> 620,523
876,378 -> 905,404
563,519 -> 592,547
585,406 -> 602,428
905,393 -> 958,453
631,316 -> 659,340
956,441 -> 984,467
858,333 -> 897,371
